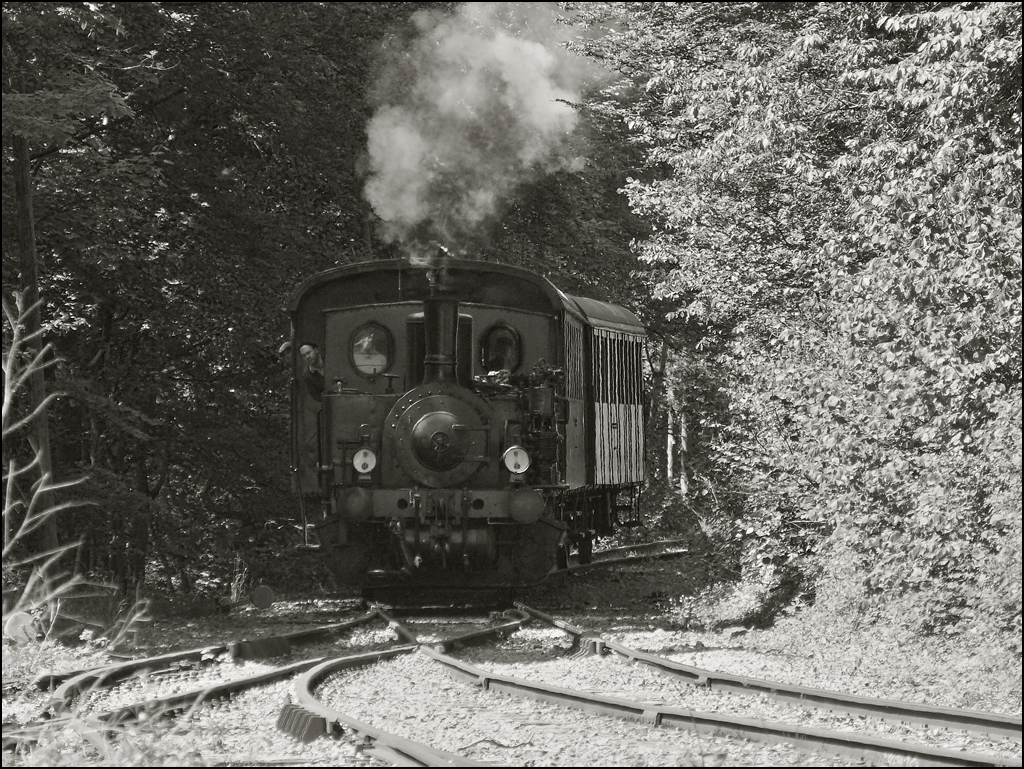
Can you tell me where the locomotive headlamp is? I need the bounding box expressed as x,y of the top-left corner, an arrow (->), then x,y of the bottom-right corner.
502,446 -> 531,474
352,448 -> 377,473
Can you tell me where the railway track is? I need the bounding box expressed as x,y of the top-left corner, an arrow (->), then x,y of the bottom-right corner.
6,540 -> 675,729
516,603 -> 1023,742
5,587 -> 1020,766
40,610 -> 382,714
553,538 -> 691,574
2,609 -> 396,753
279,610 -> 533,765
283,605 -> 1020,767
3,608 -> 534,762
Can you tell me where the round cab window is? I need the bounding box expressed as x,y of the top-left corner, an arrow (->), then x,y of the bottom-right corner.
481,326 -> 521,373
351,324 -> 392,375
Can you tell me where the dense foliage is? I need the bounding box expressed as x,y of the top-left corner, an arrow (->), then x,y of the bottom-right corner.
3,1 -> 1020,643
3,2 -> 418,591
574,1 -> 1021,638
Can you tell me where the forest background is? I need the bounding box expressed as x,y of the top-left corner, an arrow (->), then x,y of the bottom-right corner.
2,1 -> 1020,648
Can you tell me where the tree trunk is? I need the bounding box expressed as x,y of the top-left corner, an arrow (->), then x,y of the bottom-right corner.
12,134 -> 60,560
666,408 -> 675,482
645,340 -> 668,480
678,407 -> 689,496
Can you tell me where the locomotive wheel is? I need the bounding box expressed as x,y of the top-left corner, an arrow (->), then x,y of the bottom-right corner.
323,544 -> 370,587
317,519 -> 371,587
578,534 -> 594,565
498,521 -> 563,583
556,545 -> 570,570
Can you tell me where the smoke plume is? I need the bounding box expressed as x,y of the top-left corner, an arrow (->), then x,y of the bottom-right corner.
363,2 -> 598,255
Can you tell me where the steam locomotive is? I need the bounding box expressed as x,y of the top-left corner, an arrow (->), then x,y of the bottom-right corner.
286,253 -> 645,590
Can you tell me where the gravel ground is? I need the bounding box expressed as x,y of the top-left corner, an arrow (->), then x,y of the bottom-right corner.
3,620 -> 401,767
454,626 -> 1021,761
8,675 -> 392,768
316,650 -> 842,767
122,599 -> 372,653
520,564 -> 1022,718
4,561 -> 1020,766
177,676 -> 390,767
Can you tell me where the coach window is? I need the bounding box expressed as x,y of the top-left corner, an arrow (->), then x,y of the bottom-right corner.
481,325 -> 521,373
351,323 -> 393,376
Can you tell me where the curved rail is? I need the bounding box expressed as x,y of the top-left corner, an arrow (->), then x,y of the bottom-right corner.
2,610 -> 392,754
6,609 -> 409,749
551,542 -> 690,576
516,602 -> 1023,743
37,610 -> 380,693
4,654 -> 340,753
44,611 -> 381,715
5,640 -> 410,751
422,643 -> 1020,767
100,655 -> 333,724
582,538 -> 690,564
279,610 -> 533,765
283,647 -> 480,766
423,610 -> 531,654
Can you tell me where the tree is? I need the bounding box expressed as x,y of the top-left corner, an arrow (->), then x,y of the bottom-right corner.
4,2 -> 136,566
2,2 -> 422,590
575,1 -> 1022,633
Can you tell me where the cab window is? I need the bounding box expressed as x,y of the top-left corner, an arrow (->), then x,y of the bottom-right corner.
481,325 -> 521,373
351,324 -> 392,376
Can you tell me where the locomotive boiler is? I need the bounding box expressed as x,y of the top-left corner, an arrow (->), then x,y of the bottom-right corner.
287,253 -> 645,590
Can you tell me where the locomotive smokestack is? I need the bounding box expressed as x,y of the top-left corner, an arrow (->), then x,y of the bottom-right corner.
422,250 -> 458,383
422,293 -> 458,383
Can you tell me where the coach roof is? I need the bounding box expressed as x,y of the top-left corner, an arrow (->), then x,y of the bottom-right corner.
565,295 -> 645,336
287,257 -> 644,336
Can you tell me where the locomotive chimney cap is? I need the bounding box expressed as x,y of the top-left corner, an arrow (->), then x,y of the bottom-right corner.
426,245 -> 455,293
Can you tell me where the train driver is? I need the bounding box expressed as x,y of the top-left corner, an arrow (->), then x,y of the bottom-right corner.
298,343 -> 325,400
486,335 -> 517,374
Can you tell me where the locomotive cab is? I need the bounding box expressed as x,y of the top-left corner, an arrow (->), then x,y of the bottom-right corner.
287,255 -> 645,590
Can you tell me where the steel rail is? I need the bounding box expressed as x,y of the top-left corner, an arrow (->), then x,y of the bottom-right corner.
516,602 -> 1023,743
278,610 -> 534,765
421,644 -> 1020,767
99,655 -> 334,724
3,610 -> 393,751
283,647 -> 484,767
3,644 -> 412,754
421,610 -> 533,654
375,608 -> 422,645
43,610 -> 382,715
5,654 -> 340,751
583,538 -> 690,563
551,548 -> 690,576
36,610 -> 380,694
